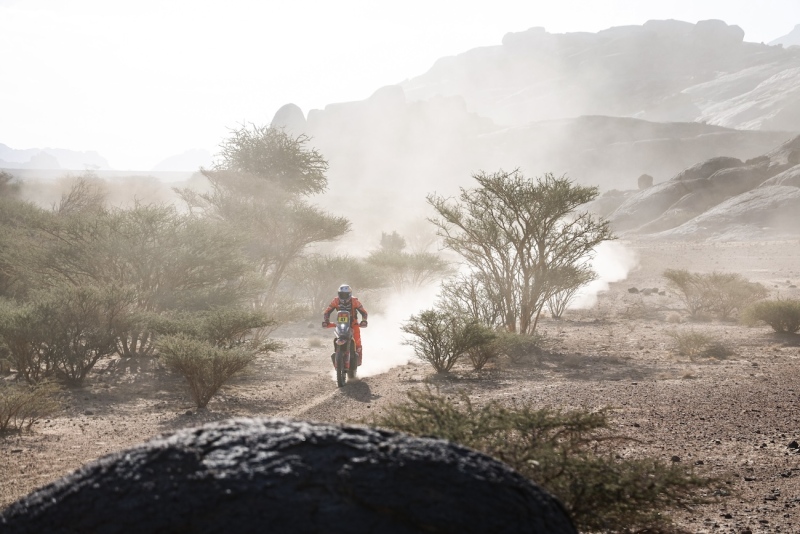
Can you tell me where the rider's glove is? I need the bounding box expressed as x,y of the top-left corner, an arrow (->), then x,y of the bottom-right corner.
322,321 -> 330,328
359,320 -> 368,327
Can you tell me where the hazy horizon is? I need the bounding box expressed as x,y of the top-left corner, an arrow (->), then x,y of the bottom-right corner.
2,0 -> 799,171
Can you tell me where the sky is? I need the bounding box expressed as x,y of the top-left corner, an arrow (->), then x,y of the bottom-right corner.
1,0 -> 799,170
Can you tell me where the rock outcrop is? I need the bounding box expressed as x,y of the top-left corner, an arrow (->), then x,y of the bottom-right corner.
770,24 -> 800,48
270,103 -> 307,136
0,418 -> 576,534
605,135 -> 800,239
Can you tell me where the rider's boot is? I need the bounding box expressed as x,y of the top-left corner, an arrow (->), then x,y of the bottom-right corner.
357,346 -> 363,366
330,353 -> 336,368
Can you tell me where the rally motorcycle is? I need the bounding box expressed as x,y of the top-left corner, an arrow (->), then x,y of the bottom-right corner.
324,310 -> 364,387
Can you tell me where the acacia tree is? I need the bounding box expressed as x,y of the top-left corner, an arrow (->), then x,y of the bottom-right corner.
213,123 -> 328,195
437,272 -> 504,328
177,126 -> 349,306
428,170 -> 612,334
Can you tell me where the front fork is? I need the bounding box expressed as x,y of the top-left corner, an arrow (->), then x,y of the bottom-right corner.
332,339 -> 354,369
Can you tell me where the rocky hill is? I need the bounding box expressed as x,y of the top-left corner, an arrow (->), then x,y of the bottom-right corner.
599,135 -> 800,240
402,20 -> 800,131
272,87 -> 793,237
770,24 -> 800,48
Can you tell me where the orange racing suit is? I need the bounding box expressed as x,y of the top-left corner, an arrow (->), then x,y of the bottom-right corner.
323,297 -> 368,365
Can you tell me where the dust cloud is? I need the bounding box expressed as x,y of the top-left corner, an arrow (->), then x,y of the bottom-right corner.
16,172 -> 192,210
330,238 -> 637,384
572,240 -> 639,309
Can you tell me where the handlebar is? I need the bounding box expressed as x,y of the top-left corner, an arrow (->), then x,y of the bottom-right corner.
322,321 -> 368,328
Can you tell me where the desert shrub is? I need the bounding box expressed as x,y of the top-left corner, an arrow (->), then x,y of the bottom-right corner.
0,381 -> 60,434
0,300 -> 55,384
743,299 -> 800,333
494,331 -> 543,363
157,334 -> 256,408
663,269 -> 709,318
0,344 -> 10,375
665,311 -> 683,324
0,285 -> 130,386
703,272 -> 767,320
156,307 -> 278,350
546,266 -> 595,320
401,310 -> 493,373
465,330 -> 543,369
464,325 -> 500,370
374,388 -> 718,533
702,341 -> 735,360
547,286 -> 581,320
663,269 -> 767,320
666,329 -> 715,360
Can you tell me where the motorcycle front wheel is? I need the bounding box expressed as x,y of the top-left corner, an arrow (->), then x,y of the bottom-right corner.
335,349 -> 346,388
347,340 -> 358,380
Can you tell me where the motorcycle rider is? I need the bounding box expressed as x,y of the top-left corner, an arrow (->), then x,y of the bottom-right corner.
322,284 -> 368,366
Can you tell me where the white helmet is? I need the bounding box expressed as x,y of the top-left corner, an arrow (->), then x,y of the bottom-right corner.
338,284 -> 352,302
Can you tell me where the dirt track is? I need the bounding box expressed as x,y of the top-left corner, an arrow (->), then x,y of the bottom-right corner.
2,238 -> 800,533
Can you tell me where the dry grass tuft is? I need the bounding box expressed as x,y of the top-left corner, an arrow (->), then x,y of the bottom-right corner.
666,329 -> 715,360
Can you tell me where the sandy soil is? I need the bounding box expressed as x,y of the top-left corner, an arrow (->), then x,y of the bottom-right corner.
2,238 -> 800,533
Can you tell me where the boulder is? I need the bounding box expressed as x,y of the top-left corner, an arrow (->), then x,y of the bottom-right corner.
691,20 -> 745,48
0,418 -> 576,534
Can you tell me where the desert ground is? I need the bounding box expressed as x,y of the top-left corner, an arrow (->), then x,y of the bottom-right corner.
2,238 -> 800,534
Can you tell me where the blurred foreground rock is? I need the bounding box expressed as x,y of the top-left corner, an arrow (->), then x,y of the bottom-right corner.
0,417 -> 576,534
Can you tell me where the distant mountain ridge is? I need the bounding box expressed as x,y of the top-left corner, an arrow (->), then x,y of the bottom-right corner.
401,19 -> 800,131
0,144 -> 212,173
0,143 -> 110,170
